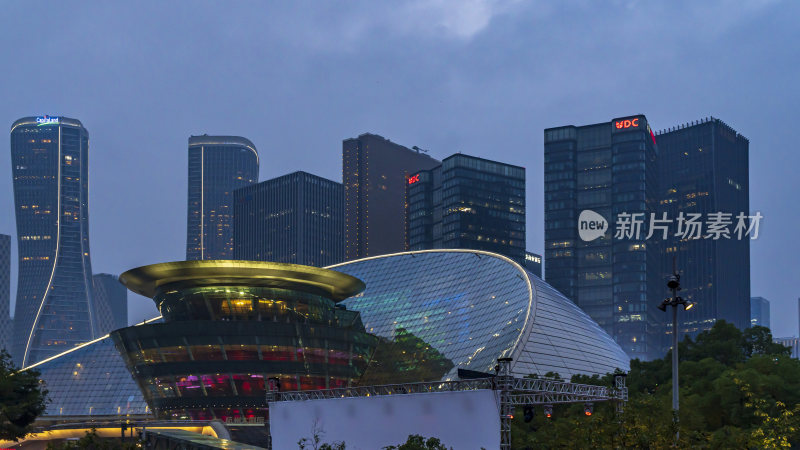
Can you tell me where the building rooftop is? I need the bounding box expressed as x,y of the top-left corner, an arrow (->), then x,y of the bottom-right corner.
11,116 -> 85,131
120,260 -> 365,301
188,135 -> 257,153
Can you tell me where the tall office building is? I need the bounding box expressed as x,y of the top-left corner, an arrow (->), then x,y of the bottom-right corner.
0,234 -> 10,354
186,135 -> 259,260
523,252 -> 543,278
92,273 -> 128,334
544,115 -> 660,360
343,133 -> 439,260
657,118 -> 750,336
406,154 -> 526,263
234,171 -> 344,266
750,296 -> 770,329
11,116 -> 96,366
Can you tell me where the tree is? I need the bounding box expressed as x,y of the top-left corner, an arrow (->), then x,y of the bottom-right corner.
297,419 -> 346,450
744,326 -> 791,358
0,349 -> 49,441
382,434 -> 452,450
511,321 -> 800,448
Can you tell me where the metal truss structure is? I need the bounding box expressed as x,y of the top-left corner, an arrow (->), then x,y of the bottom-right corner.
270,378 -> 494,402
266,358 -> 627,450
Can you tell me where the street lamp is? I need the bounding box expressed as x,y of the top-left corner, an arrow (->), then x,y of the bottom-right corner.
658,267 -> 694,439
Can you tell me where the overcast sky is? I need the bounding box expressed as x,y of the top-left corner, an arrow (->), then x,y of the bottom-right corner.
1,1 -> 798,336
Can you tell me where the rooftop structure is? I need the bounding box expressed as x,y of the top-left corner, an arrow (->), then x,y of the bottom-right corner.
112,260 -> 376,421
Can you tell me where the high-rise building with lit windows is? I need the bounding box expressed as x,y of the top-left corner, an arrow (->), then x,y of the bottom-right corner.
343,133 -> 439,260
544,115 -> 660,360
406,154 -> 526,264
92,273 -> 128,334
186,135 -> 259,260
11,116 -> 96,366
0,234 -> 10,354
656,118 -> 750,338
234,171 -> 345,266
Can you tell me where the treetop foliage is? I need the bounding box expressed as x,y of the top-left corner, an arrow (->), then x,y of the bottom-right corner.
0,349 -> 49,442
512,321 -> 800,449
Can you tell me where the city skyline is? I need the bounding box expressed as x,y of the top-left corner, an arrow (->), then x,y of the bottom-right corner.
0,1 -> 798,338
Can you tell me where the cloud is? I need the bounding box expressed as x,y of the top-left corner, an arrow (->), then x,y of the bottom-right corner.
394,0 -> 521,40
250,0 -> 522,53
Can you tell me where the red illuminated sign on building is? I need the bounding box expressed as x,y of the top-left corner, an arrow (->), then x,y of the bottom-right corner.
408,174 -> 420,185
614,118 -> 640,129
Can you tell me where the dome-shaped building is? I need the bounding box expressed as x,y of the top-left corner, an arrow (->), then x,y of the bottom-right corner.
331,250 -> 630,381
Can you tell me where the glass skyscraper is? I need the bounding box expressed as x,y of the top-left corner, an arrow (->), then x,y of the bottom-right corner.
406,154 -> 526,264
544,115 -> 660,360
343,133 -> 439,260
750,296 -> 770,329
233,171 -> 345,267
186,135 -> 259,260
92,273 -> 128,334
656,118 -> 750,338
0,234 -> 10,354
11,116 -> 96,366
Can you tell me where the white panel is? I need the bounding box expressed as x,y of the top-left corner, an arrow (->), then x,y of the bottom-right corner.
270,390 -> 500,450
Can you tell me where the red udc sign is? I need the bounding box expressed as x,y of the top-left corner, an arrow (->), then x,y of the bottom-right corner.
615,118 -> 640,129
408,174 -> 420,185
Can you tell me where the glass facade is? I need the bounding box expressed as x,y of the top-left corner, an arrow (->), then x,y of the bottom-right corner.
0,234 -> 10,354
407,154 -> 526,264
750,297 -> 770,329
544,115 -> 661,360
233,171 -> 344,266
332,250 -> 629,380
186,135 -> 259,261
656,118 -> 750,344
111,262 -> 376,421
24,336 -> 150,419
343,133 -> 439,260
11,116 -> 96,367
29,252 -> 629,420
93,273 -> 128,335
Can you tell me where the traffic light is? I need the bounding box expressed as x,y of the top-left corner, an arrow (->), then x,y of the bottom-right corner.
543,404 -> 553,418
584,402 -> 594,416
523,405 -> 534,423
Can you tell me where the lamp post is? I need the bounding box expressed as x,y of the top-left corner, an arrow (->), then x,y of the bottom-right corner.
657,263 -> 694,439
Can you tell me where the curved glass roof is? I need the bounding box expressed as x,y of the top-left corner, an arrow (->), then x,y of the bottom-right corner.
332,250 -> 629,379
27,336 -> 150,418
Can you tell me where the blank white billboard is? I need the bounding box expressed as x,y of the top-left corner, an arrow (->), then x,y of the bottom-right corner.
269,390 -> 500,450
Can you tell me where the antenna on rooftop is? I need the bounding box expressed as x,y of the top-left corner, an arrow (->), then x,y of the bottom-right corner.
412,145 -> 429,154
